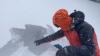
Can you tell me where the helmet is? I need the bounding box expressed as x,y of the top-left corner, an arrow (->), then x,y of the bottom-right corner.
53,9 -> 72,31
70,10 -> 85,25
70,10 -> 85,19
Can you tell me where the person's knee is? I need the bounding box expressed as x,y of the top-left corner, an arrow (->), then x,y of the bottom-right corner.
56,46 -> 70,56
56,48 -> 68,56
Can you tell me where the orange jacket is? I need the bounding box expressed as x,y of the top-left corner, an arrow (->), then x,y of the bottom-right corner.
93,32 -> 100,56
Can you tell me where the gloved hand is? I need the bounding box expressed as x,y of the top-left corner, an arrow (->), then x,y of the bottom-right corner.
54,44 -> 63,49
34,40 -> 42,46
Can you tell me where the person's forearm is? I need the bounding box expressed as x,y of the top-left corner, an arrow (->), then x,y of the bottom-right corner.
39,29 -> 64,43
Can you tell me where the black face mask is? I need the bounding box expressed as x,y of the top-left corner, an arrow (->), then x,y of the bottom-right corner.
73,17 -> 78,24
73,17 -> 83,25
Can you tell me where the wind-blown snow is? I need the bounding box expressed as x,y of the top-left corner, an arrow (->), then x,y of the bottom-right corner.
0,0 -> 100,56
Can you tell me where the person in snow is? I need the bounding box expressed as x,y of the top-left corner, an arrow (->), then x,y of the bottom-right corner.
34,9 -> 100,56
70,10 -> 100,56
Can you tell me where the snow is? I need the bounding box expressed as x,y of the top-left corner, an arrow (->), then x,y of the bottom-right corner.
0,0 -> 100,56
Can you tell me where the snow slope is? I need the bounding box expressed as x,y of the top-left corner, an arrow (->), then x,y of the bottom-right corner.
0,0 -> 100,56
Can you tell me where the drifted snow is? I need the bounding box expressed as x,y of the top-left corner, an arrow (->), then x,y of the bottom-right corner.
0,0 -> 100,56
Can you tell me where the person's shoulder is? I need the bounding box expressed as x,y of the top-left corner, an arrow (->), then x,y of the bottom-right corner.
82,21 -> 94,29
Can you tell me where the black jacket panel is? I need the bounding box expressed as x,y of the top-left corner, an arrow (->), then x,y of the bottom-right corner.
75,21 -> 95,54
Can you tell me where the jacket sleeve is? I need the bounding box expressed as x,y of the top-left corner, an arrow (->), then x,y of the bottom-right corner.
38,29 -> 64,44
80,27 -> 95,54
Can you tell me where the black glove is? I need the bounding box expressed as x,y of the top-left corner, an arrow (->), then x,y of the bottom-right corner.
34,40 -> 43,46
54,44 -> 63,49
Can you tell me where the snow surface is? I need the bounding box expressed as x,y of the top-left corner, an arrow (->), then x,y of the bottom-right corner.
0,0 -> 100,56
